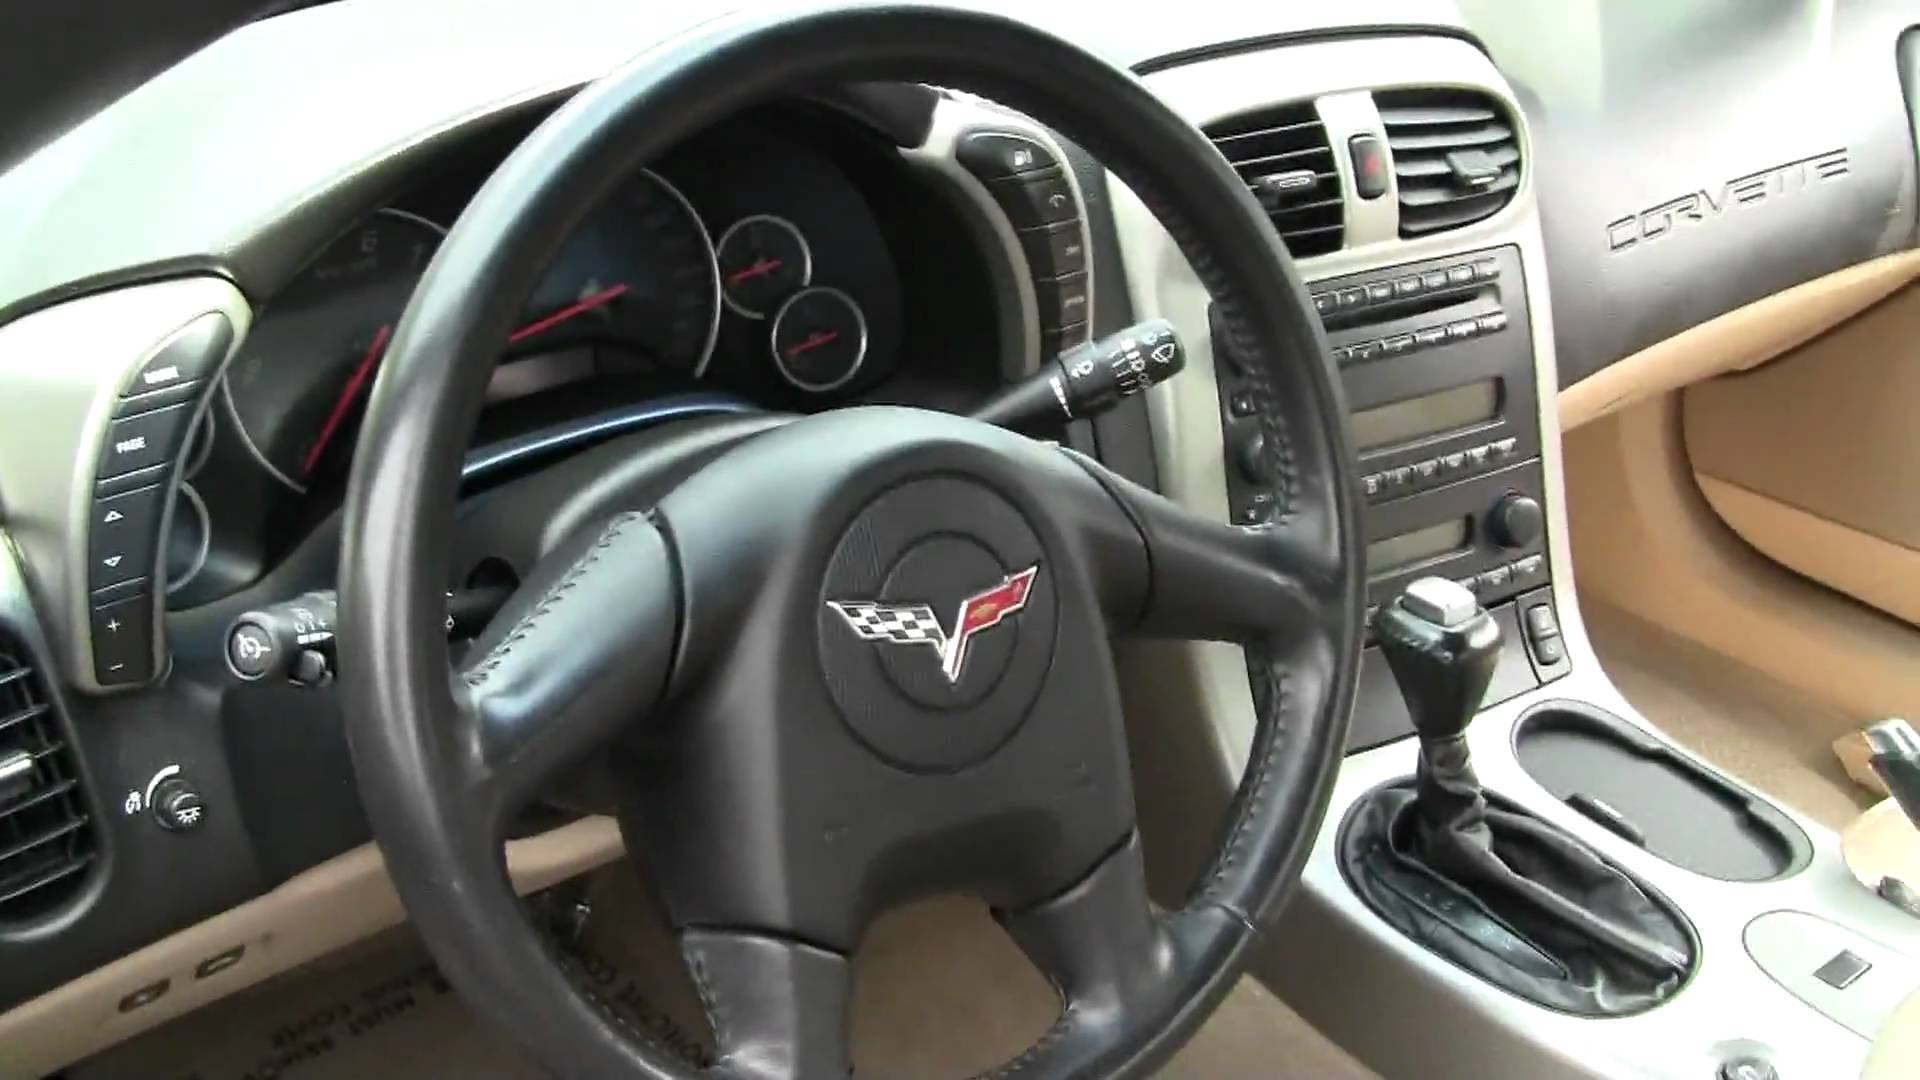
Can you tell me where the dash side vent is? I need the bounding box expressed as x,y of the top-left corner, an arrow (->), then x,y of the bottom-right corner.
1205,102 -> 1345,258
0,638 -> 95,925
1376,88 -> 1521,237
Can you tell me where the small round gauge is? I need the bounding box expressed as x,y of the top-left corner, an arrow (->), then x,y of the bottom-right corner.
770,287 -> 867,393
716,215 -> 811,319
223,208 -> 445,492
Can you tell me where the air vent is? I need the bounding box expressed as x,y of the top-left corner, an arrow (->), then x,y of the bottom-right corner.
1206,103 -> 1344,258
1376,88 -> 1521,237
0,639 -> 95,924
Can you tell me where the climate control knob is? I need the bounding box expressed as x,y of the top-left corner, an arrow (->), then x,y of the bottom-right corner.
1491,494 -> 1544,549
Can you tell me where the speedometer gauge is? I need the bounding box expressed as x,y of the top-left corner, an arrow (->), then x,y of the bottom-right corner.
224,169 -> 721,493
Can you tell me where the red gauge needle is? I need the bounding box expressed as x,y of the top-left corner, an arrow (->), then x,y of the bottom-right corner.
302,323 -> 391,479
785,330 -> 840,358
727,257 -> 783,286
507,282 -> 631,344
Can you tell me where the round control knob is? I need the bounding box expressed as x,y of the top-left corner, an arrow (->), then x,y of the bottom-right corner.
151,776 -> 206,832
1491,493 -> 1544,549
1234,428 -> 1274,486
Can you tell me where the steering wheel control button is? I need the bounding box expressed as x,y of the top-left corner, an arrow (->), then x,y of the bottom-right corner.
89,484 -> 163,591
150,775 -> 206,831
771,286 -> 867,393
717,214 -> 811,319
1348,134 -> 1390,200
120,312 -> 232,399
819,478 -> 1055,772
98,402 -> 194,480
989,168 -> 1078,229
956,130 -> 1058,179
91,592 -> 154,686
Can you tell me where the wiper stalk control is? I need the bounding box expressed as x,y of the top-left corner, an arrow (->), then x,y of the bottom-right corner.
970,319 -> 1183,430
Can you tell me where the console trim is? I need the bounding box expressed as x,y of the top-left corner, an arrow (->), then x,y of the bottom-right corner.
0,277 -> 252,695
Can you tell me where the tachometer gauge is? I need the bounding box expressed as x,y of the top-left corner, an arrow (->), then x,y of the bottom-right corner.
716,214 -> 811,319
224,169 -> 722,494
771,287 -> 867,393
223,208 -> 444,492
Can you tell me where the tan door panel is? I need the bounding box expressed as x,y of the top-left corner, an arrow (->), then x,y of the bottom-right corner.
1683,283 -> 1920,625
1562,396 -> 1920,725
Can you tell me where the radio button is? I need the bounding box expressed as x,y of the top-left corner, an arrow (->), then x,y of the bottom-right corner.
1446,319 -> 1478,342
1477,311 -> 1510,335
1413,327 -> 1447,349
1491,437 -> 1519,460
1383,467 -> 1411,491
1446,264 -> 1476,287
1473,259 -> 1499,282
1411,458 -> 1441,485
1351,340 -> 1383,363
1479,565 -> 1513,593
1313,293 -> 1336,316
1466,445 -> 1492,468
1364,281 -> 1393,304
1381,334 -> 1414,356
1334,287 -> 1366,309
1393,276 -> 1422,298
1440,451 -> 1467,475
1421,270 -> 1448,291
1363,473 -> 1384,498
1511,554 -> 1548,587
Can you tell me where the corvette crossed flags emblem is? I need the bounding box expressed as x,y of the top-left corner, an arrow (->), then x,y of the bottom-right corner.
826,565 -> 1040,685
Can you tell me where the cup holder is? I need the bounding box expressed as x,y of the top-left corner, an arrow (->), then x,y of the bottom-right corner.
1512,701 -> 1811,882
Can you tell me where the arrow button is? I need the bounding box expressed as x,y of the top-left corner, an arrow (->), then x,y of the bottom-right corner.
90,485 -> 162,590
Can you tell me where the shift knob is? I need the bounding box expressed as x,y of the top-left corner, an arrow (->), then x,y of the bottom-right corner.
1373,578 -> 1502,744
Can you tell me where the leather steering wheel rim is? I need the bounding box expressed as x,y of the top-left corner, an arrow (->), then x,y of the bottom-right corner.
338,5 -> 1365,1078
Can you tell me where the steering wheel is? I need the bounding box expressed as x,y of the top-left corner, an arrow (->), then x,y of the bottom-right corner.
338,5 -> 1362,1078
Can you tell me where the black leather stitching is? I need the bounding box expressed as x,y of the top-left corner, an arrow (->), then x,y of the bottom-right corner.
1198,665 -> 1288,907
463,511 -> 648,686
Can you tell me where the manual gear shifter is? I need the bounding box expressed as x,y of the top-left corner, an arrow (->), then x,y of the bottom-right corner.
1339,576 -> 1697,1017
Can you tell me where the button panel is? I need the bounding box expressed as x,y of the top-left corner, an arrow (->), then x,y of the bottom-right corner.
1361,437 -> 1517,503
1310,255 -> 1497,322
1334,306 -> 1508,366
958,135 -> 1093,359
82,311 -> 234,690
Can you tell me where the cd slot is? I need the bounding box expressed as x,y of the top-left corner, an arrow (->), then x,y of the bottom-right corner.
1322,282 -> 1489,335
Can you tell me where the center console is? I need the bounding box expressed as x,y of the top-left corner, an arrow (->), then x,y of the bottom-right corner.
1113,30 -> 1920,1080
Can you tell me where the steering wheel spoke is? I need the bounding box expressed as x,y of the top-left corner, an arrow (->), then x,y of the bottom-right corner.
455,511 -> 679,819
677,930 -> 854,1080
1065,454 -> 1337,647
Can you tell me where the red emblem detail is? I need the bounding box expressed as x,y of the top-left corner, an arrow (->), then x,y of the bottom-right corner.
827,565 -> 1040,684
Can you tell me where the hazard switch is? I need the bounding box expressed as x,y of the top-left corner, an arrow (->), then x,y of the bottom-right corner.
1349,134 -> 1390,200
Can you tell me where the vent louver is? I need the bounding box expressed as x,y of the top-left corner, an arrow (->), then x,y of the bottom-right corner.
1206,103 -> 1344,258
0,639 -> 95,924
1376,88 -> 1521,237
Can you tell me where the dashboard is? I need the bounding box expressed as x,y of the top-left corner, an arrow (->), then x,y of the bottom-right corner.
0,0 -> 1915,1073
179,102 -> 1000,608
